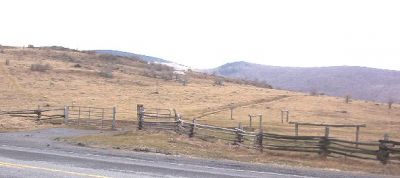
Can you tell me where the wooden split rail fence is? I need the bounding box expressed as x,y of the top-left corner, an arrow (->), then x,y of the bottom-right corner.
0,105 -> 135,130
0,106 -> 65,123
137,104 -> 400,165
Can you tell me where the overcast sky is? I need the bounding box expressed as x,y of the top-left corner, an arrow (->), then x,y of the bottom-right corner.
1,0 -> 399,70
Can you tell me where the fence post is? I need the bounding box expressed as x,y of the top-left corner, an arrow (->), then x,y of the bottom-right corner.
295,123 -> 299,136
137,104 -> 144,130
63,106 -> 69,124
325,126 -> 330,138
78,106 -> 81,126
286,111 -> 289,122
281,110 -> 289,123
355,126 -> 360,148
259,114 -> 263,130
230,107 -> 234,120
189,119 -> 196,138
101,108 -> 105,129
36,105 -> 41,121
319,127 -> 330,158
235,122 -> 244,145
112,107 -> 116,130
256,129 -> 264,152
248,115 -> 252,129
377,134 -> 390,164
175,114 -> 183,133
88,107 -> 91,120
173,109 -> 177,118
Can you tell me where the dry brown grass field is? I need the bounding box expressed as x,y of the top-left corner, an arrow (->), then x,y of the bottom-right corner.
1,47 -> 398,141
1,47 -> 399,174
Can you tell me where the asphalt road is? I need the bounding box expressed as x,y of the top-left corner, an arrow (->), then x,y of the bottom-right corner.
0,128 -> 395,178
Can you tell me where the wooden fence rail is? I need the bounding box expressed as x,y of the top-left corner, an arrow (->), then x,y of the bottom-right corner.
137,104 -> 400,165
0,107 -> 65,122
1,105 -> 129,130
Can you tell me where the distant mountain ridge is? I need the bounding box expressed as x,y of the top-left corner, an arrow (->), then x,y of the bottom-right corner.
211,61 -> 400,102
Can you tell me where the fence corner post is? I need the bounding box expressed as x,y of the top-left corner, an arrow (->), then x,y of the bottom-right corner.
111,106 -> 116,130
64,106 -> 69,124
319,127 -> 330,158
377,134 -> 390,164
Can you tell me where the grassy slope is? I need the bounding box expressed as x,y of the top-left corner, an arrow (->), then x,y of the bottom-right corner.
0,47 -> 399,140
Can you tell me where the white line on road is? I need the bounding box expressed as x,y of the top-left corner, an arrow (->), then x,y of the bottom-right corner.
0,144 -> 317,178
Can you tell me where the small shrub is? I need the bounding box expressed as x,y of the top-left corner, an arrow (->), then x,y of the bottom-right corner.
73,64 -> 82,68
150,63 -> 174,72
214,78 -> 224,86
30,63 -> 52,72
99,65 -> 113,78
142,69 -> 157,78
160,70 -> 173,80
178,77 -> 188,86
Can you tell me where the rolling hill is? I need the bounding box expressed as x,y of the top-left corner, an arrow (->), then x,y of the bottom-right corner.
94,50 -> 189,70
211,61 -> 400,102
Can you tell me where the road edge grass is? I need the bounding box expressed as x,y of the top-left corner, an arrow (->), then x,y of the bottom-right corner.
59,129 -> 400,176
